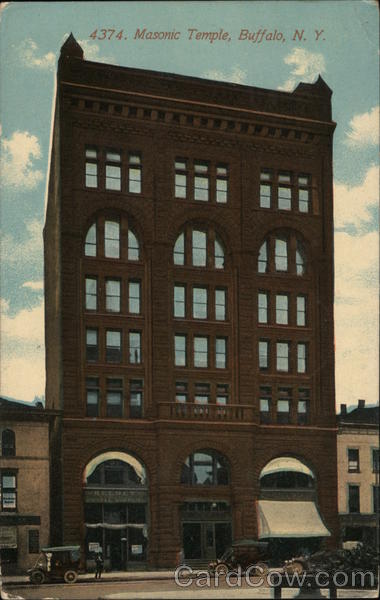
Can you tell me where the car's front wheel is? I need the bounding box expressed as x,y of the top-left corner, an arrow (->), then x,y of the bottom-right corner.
30,570 -> 45,585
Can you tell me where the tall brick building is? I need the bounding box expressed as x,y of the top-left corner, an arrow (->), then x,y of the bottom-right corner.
44,34 -> 338,569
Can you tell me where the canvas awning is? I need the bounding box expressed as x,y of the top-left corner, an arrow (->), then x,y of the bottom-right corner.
257,500 -> 331,538
260,458 -> 314,479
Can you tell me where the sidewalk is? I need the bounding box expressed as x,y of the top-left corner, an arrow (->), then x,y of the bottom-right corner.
2,569 -> 183,586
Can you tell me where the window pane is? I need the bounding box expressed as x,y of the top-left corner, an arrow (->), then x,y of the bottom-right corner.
192,230 -> 207,266
106,164 -> 121,191
215,239 -> 224,269
107,391 -> 123,417
86,148 -> 97,159
175,335 -> 187,366
175,173 -> 187,198
258,241 -> 268,273
299,188 -> 310,213
276,294 -> 288,325
275,238 -> 288,271
194,175 -> 209,201
106,279 -> 121,312
174,285 -> 186,318
129,331 -> 141,364
194,336 -> 208,367
258,292 -> 268,324
129,155 -> 142,193
86,328 -> 98,362
215,289 -> 226,321
278,172 -> 291,183
276,342 -> 289,371
296,242 -> 305,275
85,277 -> 97,310
215,337 -> 226,369
216,167 -> 228,203
129,281 -> 141,314
86,162 -> 98,188
105,221 -> 120,258
106,330 -> 122,363
278,186 -> 292,210
193,287 -> 207,319
297,343 -> 307,373
259,340 -> 269,369
260,184 -> 271,208
127,230 -> 140,261
174,233 -> 185,265
85,224 -> 97,256
297,296 -> 306,326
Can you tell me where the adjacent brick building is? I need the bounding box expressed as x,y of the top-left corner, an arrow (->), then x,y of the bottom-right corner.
44,34 -> 339,569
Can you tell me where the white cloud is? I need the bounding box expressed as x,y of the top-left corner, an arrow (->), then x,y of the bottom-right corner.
345,106 -> 379,147
1,219 -> 43,268
78,39 -> 116,65
0,299 -> 45,401
334,164 -> 379,230
0,130 -> 44,190
18,38 -> 55,70
22,280 -> 44,291
334,231 -> 379,408
278,48 -> 326,91
202,66 -> 247,85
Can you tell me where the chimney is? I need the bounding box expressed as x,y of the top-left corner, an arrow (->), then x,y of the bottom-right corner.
358,399 -> 365,409
340,404 -> 347,416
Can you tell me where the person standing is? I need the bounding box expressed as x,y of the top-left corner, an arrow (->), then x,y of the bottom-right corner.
94,553 -> 104,579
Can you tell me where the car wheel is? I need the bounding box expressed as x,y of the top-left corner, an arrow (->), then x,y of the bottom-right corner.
30,570 -> 45,585
289,561 -> 304,575
215,563 -> 229,576
64,569 -> 78,583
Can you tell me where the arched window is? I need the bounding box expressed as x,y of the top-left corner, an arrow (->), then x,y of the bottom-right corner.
173,227 -> 225,269
84,217 -> 140,261
181,449 -> 230,485
257,233 -> 307,276
260,457 -> 315,489
2,429 -> 15,457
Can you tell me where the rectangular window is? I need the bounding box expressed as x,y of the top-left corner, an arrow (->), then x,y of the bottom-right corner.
175,334 -> 187,366
85,277 -> 97,310
0,472 -> 17,511
195,383 -> 210,404
215,337 -> 227,369
175,381 -> 188,403
277,388 -> 292,424
216,165 -> 228,204
192,230 -> 207,266
86,328 -> 98,362
193,287 -> 208,319
104,220 -> 120,258
194,161 -> 209,201
278,186 -> 292,210
130,380 -> 143,418
276,342 -> 290,372
297,295 -> 307,326
297,343 -> 307,373
106,279 -> 121,312
348,485 -> 360,513
85,147 -> 98,188
373,449 -> 380,473
259,340 -> 269,370
215,289 -> 227,321
174,284 -> 186,318
260,386 -> 271,424
373,486 -> 380,514
129,331 -> 142,364
106,330 -> 122,363
275,238 -> 288,271
175,159 -> 187,198
86,377 -> 99,417
128,280 -> 141,314
298,175 -> 310,213
259,167 -> 272,209
298,388 -> 310,425
348,449 -> 360,473
258,292 -> 268,324
216,384 -> 229,405
128,153 -> 142,193
28,530 -> 40,554
194,336 -> 208,368
276,294 -> 289,325
105,151 -> 121,191
106,378 -> 123,418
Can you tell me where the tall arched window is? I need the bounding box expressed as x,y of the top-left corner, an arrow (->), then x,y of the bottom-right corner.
257,232 -> 307,276
181,449 -> 230,485
173,226 -> 225,269
84,216 -> 140,261
2,429 -> 15,457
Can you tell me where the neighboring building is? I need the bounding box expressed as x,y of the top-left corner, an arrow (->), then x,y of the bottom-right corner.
0,398 -> 58,574
44,34 -> 338,569
338,400 -> 379,546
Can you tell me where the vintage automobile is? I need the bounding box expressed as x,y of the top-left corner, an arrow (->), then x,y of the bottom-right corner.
209,538 -> 271,575
28,545 -> 81,584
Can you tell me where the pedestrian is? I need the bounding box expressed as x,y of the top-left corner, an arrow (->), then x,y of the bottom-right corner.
94,553 -> 104,579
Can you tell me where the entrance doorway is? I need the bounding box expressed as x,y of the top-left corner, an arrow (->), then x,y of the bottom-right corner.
182,522 -> 231,561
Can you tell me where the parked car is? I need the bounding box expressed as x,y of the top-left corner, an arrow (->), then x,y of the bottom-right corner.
28,545 -> 81,584
209,538 -> 271,575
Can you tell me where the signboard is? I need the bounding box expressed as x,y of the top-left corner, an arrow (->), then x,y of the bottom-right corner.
131,544 -> 142,555
88,542 -> 101,552
0,526 -> 17,549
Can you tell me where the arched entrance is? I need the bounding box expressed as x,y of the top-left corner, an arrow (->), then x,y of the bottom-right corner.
83,451 -> 148,571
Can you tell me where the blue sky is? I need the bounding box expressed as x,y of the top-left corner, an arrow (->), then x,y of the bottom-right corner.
0,0 -> 378,407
